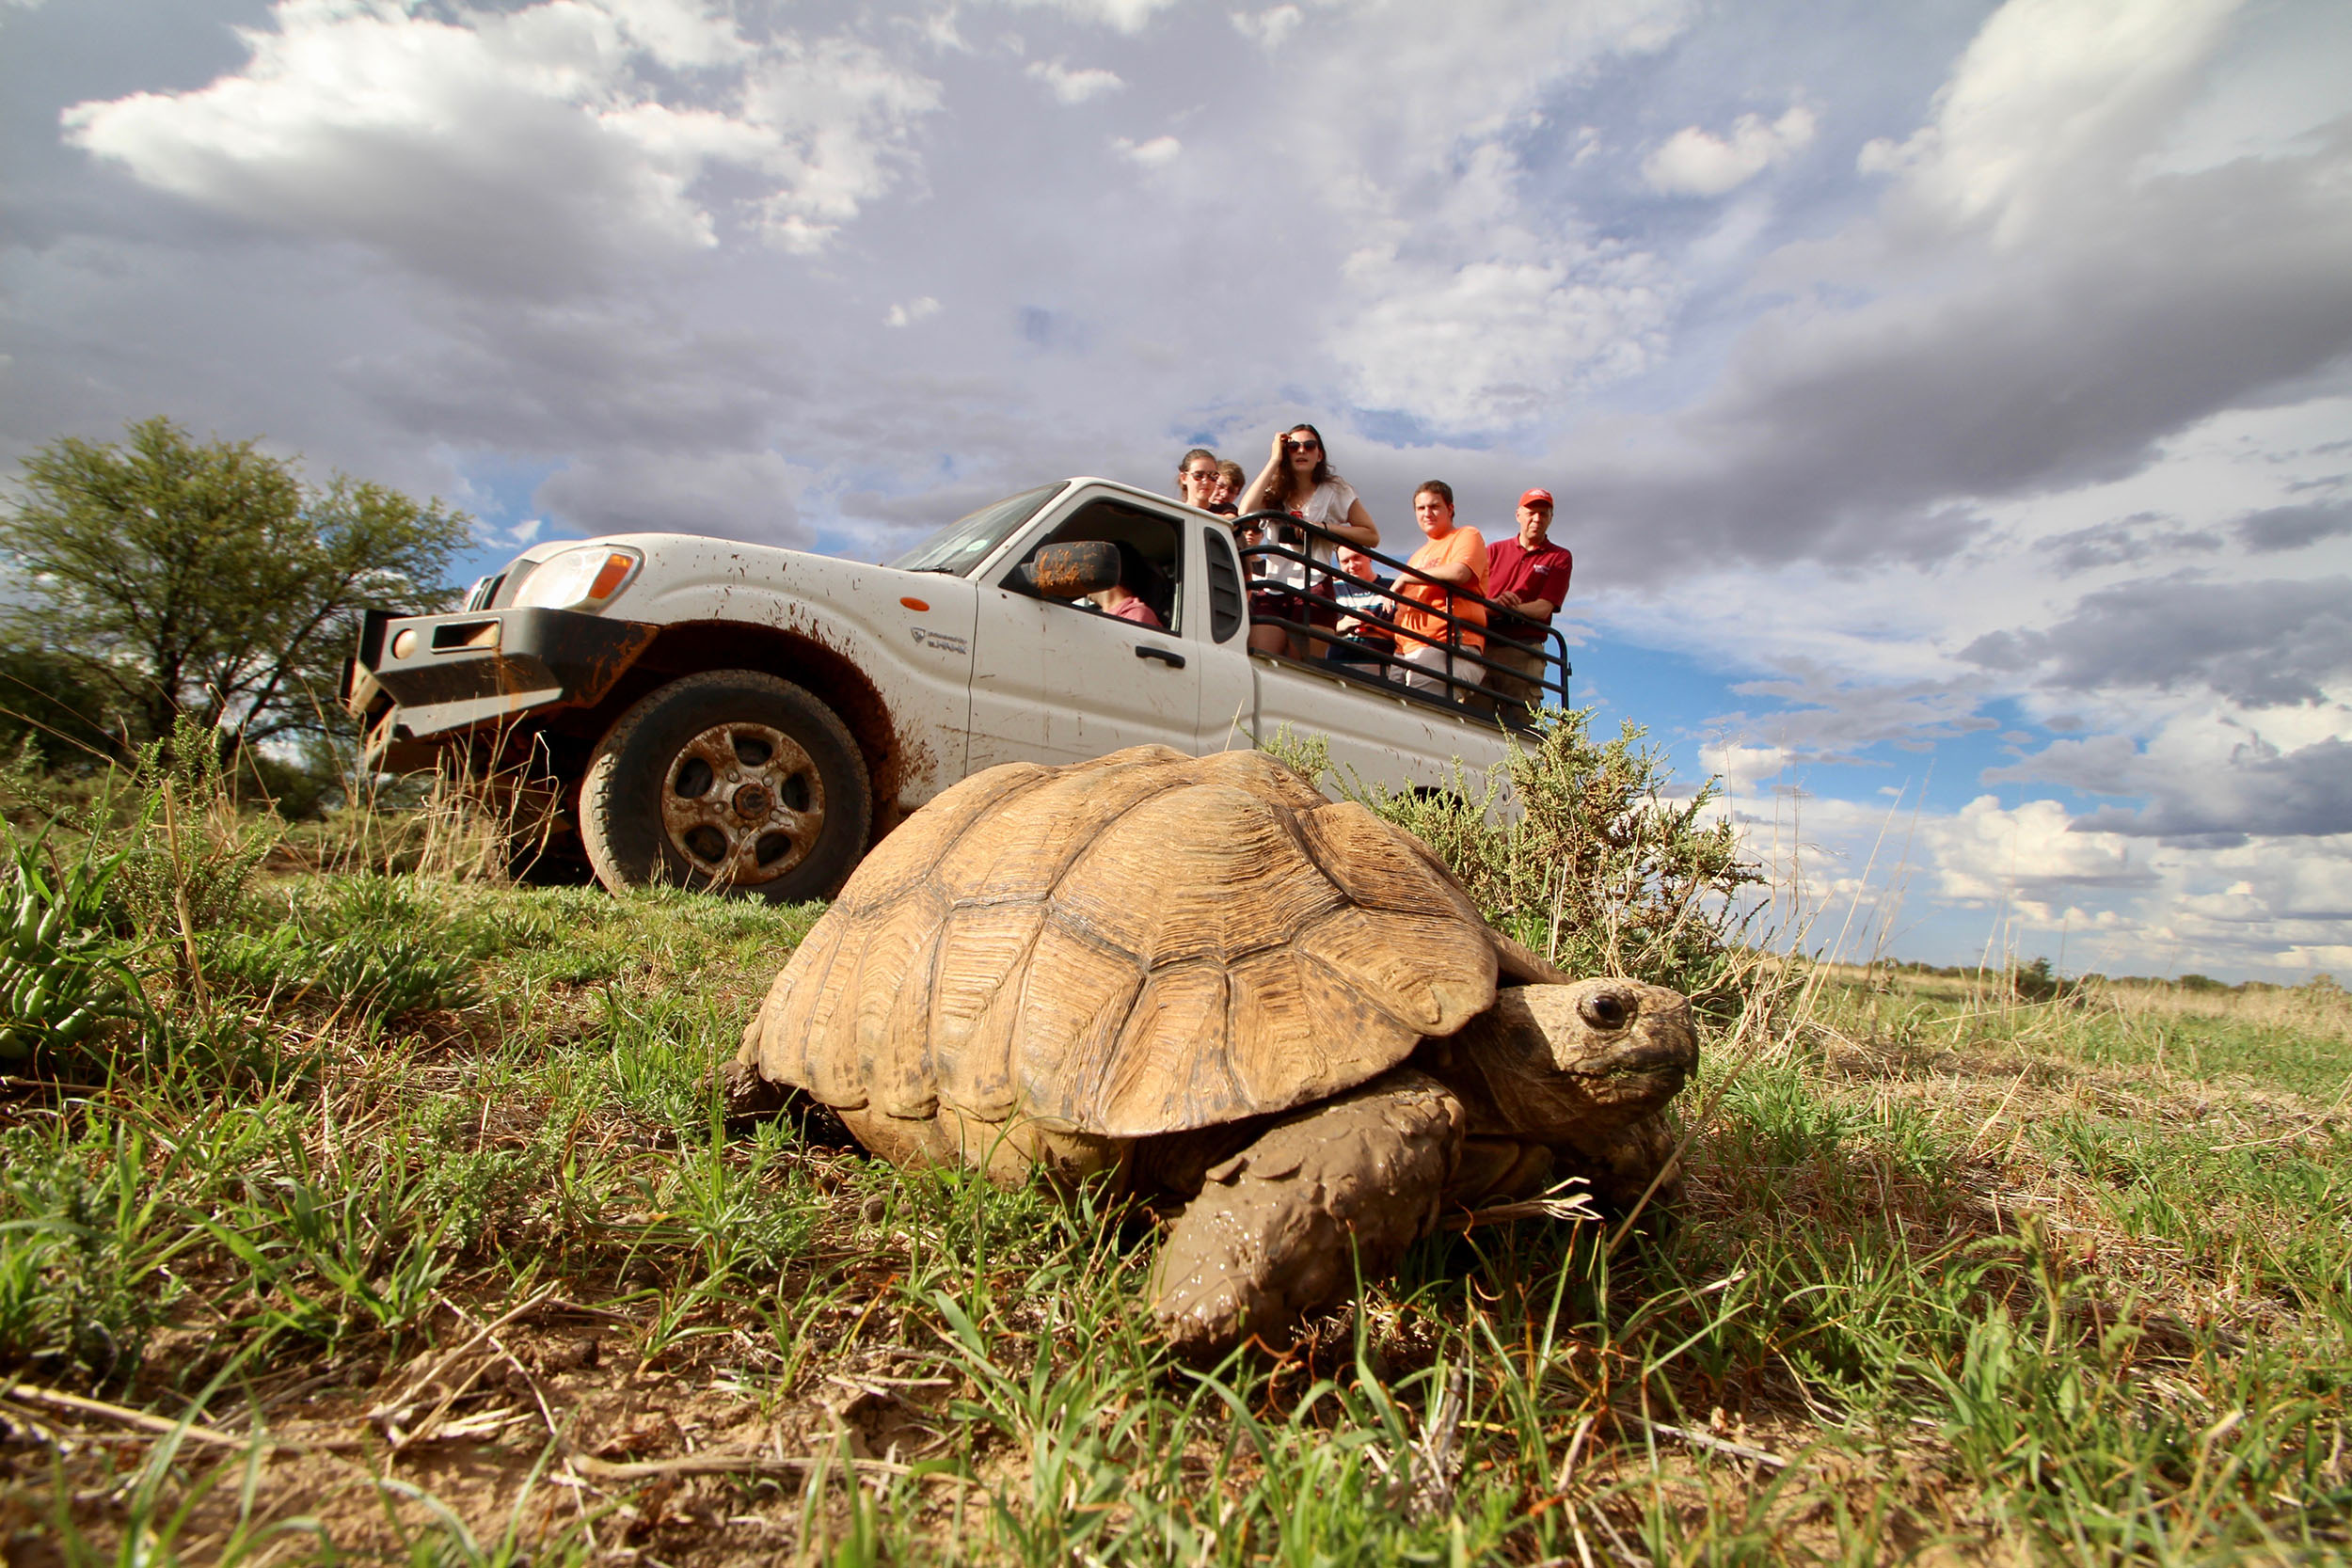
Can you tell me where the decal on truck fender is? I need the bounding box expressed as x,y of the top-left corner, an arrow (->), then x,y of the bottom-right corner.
910,627 -> 969,656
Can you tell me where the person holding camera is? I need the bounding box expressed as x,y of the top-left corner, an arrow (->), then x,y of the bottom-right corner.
1235,423 -> 1381,658
1325,546 -> 1400,677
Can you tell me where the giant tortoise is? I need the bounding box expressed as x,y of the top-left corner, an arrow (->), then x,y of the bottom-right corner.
732,745 -> 1696,1356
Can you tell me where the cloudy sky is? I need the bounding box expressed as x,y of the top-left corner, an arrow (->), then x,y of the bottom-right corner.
4,0 -> 2349,980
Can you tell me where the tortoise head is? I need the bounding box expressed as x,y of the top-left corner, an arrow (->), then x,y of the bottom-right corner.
1532,978 -> 1697,1096
1433,978 -> 1698,1137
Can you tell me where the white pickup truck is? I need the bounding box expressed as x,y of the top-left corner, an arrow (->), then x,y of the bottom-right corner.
343,477 -> 1561,901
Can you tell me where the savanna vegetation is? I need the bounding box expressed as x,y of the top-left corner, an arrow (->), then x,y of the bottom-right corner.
0,421 -> 2346,1563
0,706 -> 2343,1566
0,417 -> 467,801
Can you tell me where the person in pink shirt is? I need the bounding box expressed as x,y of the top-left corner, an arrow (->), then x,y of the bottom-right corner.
1090,545 -> 1166,629
1483,488 -> 1572,708
1104,593 -> 1163,627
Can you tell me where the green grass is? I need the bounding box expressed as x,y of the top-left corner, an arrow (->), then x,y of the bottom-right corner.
1,873 -> 2347,1564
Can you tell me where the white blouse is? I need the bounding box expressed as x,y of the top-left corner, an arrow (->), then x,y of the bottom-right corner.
1259,477 -> 1359,590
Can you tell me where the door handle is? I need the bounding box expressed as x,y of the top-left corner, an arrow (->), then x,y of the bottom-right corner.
1135,644 -> 1186,669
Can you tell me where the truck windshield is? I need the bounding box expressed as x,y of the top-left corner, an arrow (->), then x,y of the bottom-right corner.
889,483 -> 1065,576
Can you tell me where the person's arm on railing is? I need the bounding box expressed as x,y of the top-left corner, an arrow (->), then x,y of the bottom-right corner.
1489,599 -> 1549,646
1247,515 -> 1493,653
1327,496 -> 1379,550
1493,589 -> 1558,620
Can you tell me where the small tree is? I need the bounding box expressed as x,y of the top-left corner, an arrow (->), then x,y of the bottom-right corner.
0,417 -> 471,754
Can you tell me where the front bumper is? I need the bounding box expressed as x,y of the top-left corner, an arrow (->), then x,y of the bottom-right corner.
345,606 -> 658,770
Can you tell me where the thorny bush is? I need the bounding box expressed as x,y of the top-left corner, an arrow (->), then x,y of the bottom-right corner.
1267,707 -> 1763,1017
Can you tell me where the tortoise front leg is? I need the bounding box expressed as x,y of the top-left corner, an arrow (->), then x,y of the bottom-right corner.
1149,1069 -> 1463,1359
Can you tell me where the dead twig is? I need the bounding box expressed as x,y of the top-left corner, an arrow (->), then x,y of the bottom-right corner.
0,1076 -> 116,1095
1551,1413 -> 1597,1493
1626,1410 -> 1797,1473
441,1295 -> 565,1448
534,1297 -> 645,1327
562,1444 -> 971,1486
0,1383 -> 367,1455
1366,1366 -> 1470,1518
1442,1180 -> 1600,1233
369,1282 -> 558,1448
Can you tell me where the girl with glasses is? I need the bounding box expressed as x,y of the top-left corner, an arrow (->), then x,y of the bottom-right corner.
1233,423 -> 1382,657
1176,448 -> 1224,512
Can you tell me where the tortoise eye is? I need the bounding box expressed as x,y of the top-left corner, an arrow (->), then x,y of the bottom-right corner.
1580,990 -> 1632,1032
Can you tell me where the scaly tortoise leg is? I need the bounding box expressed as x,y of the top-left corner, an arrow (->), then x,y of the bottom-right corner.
1148,1069 -> 1463,1359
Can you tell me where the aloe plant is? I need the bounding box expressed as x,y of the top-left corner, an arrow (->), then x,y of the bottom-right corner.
0,832 -> 141,1060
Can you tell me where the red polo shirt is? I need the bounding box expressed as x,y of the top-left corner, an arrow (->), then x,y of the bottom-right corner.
1486,537 -> 1572,625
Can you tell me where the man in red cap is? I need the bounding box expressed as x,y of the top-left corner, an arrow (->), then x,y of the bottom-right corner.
1483,488 -> 1572,709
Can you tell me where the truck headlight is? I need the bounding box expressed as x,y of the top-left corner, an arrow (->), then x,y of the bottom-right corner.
510,546 -> 642,611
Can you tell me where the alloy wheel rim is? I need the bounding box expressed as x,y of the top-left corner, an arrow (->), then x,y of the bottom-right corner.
659,721 -> 825,886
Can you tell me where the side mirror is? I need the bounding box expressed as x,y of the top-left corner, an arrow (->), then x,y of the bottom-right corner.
1018,540 -> 1121,598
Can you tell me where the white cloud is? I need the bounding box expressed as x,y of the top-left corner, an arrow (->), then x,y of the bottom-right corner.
62,0 -> 940,286
1259,2 -> 1689,436
1699,740 -> 1796,796
1911,794 -> 2352,977
538,445 -> 808,544
594,0 -> 753,69
739,34 -> 946,251
1113,134 -> 1181,166
1987,702 -> 2352,842
885,295 -> 941,326
1643,104 -> 1817,197
1025,56 -> 1124,103
1927,796 -> 2151,905
974,0 -> 1184,34
1337,244 -> 1668,428
1231,5 -> 1301,50
1857,0 -> 2245,242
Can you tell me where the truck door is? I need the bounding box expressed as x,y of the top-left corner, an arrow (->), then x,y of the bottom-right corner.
967,495 -> 1202,768
1193,522 -> 1258,753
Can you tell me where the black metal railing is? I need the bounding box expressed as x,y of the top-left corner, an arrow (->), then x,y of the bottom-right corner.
1229,511 -> 1569,721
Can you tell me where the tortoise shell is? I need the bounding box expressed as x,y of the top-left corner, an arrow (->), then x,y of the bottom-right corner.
744,745 -> 1501,1139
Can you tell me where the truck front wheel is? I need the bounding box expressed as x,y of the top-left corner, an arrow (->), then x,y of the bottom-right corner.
580,671 -> 872,901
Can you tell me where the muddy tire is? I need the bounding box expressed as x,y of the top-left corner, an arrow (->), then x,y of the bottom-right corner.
580,671 -> 871,902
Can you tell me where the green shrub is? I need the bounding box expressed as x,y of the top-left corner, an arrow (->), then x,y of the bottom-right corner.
0,832 -> 143,1061
0,1127 -> 179,1382
101,717 -> 281,943
1266,708 -> 1764,1015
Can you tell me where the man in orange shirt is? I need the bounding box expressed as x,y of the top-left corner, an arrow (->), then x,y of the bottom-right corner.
1391,481 -> 1486,701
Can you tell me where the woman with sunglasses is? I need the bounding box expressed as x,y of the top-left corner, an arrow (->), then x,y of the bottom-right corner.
1234,423 -> 1381,657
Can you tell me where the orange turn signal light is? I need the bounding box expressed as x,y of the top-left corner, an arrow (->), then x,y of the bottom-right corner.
899,595 -> 930,612
587,552 -> 635,601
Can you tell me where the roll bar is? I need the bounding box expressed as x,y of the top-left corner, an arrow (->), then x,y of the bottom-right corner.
1228,510 -> 1569,720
